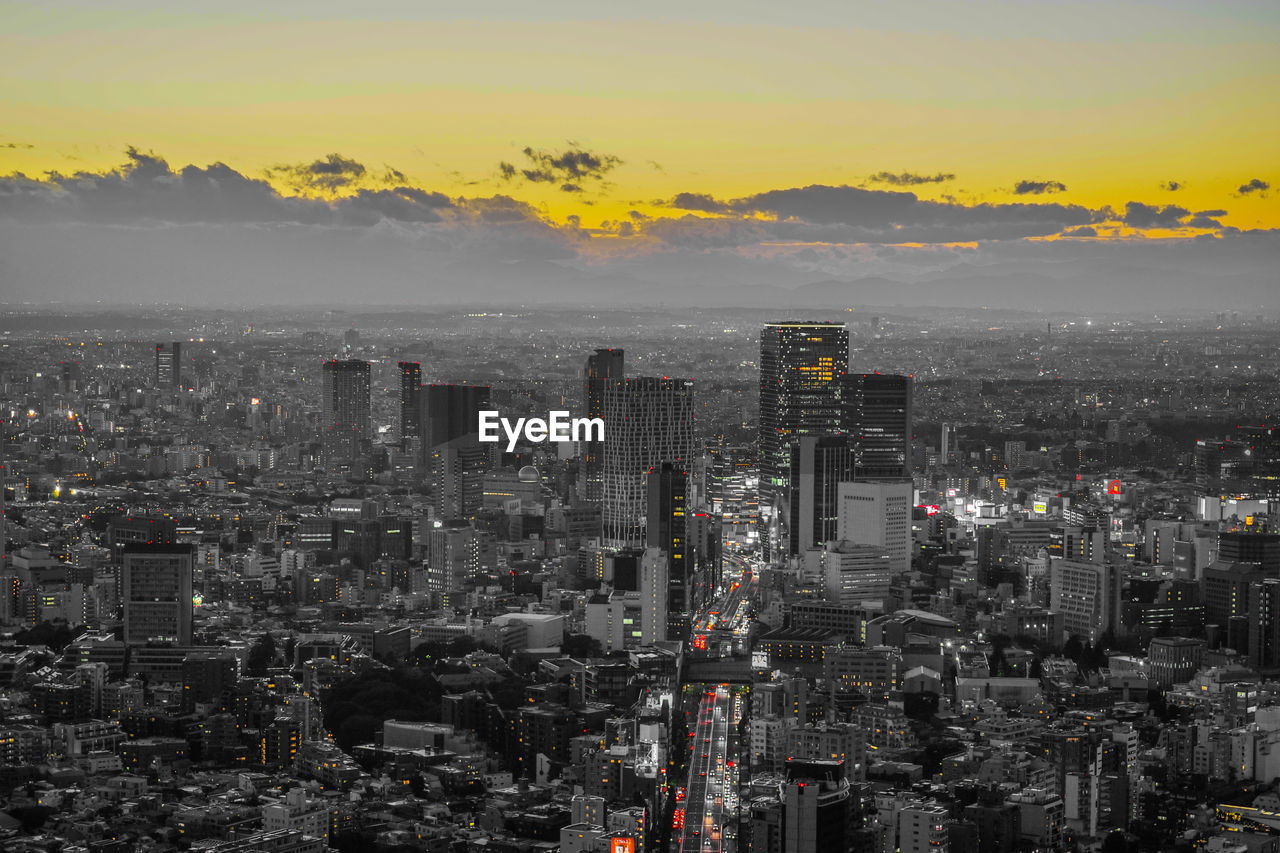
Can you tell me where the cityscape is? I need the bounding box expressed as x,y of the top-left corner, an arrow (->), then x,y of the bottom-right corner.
0,305 -> 1276,853
2,2 -> 1279,853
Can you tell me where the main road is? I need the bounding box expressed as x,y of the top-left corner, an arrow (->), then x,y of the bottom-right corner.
678,684 -> 741,853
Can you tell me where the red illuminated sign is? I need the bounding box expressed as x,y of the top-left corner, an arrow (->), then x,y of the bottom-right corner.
1107,479 -> 1122,495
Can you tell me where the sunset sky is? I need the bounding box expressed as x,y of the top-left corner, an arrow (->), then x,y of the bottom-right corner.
1,1 -> 1277,306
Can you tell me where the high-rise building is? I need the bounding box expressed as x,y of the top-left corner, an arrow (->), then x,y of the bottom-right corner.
398,361 -> 422,441
639,547 -> 667,645
780,760 -> 853,853
122,543 -> 194,645
843,373 -> 913,479
1049,558 -> 1123,644
422,384 -> 491,449
426,521 -> 479,607
320,359 -> 371,466
581,348 -> 624,502
1218,532 -> 1280,572
759,322 -> 848,502
421,384 -> 492,515
155,342 -> 181,389
601,377 -> 695,547
835,480 -> 913,575
940,422 -> 958,466
821,542 -> 895,606
646,462 -> 694,640
788,436 -> 855,557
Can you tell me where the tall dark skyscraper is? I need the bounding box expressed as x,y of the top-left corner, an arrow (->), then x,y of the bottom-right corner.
646,462 -> 692,639
843,372 -> 913,479
398,361 -> 422,441
422,385 -> 492,518
580,348 -> 624,502
759,322 -> 847,556
602,377 -> 696,547
787,436 -> 855,557
155,342 -> 181,388
321,359 -> 371,466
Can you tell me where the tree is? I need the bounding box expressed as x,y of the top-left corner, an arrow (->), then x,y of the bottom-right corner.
1063,634 -> 1084,662
561,634 -> 603,658
246,632 -> 277,676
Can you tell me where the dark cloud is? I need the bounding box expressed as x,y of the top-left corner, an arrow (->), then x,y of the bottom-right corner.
868,171 -> 955,186
1122,201 -> 1190,228
267,153 -> 367,194
1161,180 -> 1183,191
0,147 -> 451,226
1237,178 -> 1270,196
1184,209 -> 1227,229
668,192 -> 730,213
1013,179 -> 1067,195
1121,201 -> 1230,230
380,166 -> 408,185
2,141 -> 34,149
498,145 -> 622,192
1063,225 -> 1097,237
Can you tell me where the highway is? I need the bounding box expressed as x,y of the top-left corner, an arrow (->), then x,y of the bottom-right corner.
677,684 -> 741,853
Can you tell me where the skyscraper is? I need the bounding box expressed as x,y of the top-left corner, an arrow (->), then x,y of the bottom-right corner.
422,385 -> 492,516
422,384 -> 491,449
835,480 -> 913,575
639,546 -> 668,645
843,372 -> 913,479
122,543 -> 194,645
155,342 -> 181,389
398,361 -> 422,441
940,422 -> 958,466
646,462 -> 692,639
602,377 -> 695,547
759,322 -> 847,556
787,436 -> 855,557
320,359 -> 371,467
581,348 -> 624,502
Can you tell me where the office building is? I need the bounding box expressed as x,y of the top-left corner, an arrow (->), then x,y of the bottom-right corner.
320,359 -> 371,466
1049,558 -> 1122,644
422,384 -> 491,450
122,543 -> 194,646
836,480 -> 913,575
639,547 -> 667,645
155,342 -> 182,389
759,322 -> 847,521
601,377 -> 695,547
787,436 -> 855,557
646,462 -> 693,639
398,361 -> 422,441
843,372 -> 913,479
821,541 -> 895,607
581,348 -> 623,502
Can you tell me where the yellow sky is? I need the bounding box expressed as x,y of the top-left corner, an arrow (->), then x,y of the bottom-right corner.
2,2 -> 1277,229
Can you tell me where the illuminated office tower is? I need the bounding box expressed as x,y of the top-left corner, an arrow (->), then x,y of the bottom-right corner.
759,322 -> 847,555
122,543 -> 194,645
646,462 -> 694,639
602,377 -> 695,548
320,359 -> 371,466
398,361 -> 422,441
835,480 -> 913,575
788,436 -> 855,557
843,372 -> 913,479
580,348 -> 624,502
155,342 -> 182,389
